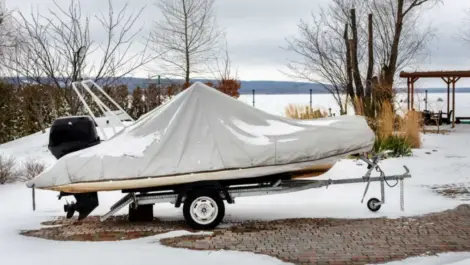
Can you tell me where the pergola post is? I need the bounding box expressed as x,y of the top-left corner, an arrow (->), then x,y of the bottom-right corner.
441,77 -> 451,115
409,77 -> 418,110
407,77 -> 410,110
452,77 -> 461,128
447,81 -> 450,115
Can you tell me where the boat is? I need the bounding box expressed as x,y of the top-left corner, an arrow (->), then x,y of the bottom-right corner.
23,81 -> 402,230
27,82 -> 375,193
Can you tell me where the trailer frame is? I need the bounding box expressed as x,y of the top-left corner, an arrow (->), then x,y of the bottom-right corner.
96,152 -> 411,229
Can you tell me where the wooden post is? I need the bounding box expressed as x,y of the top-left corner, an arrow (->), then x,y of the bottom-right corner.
252,89 -> 255,107
411,78 -> 415,110
452,77 -> 461,128
425,90 -> 428,111
309,89 -> 312,109
452,77 -> 456,128
407,77 -> 410,110
32,185 -> 36,211
447,80 -> 450,115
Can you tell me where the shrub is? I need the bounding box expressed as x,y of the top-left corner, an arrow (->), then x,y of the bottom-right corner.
373,135 -> 412,157
285,104 -> 328,120
0,155 -> 18,184
18,158 -> 46,182
215,78 -> 241,98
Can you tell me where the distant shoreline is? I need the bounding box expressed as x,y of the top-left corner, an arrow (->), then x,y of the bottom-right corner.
5,76 -> 470,94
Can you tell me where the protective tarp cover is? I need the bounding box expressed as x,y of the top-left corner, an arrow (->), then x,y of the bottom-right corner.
27,82 -> 375,190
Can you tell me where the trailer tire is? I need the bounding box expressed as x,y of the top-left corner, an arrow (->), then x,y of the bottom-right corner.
367,198 -> 381,212
183,190 -> 225,230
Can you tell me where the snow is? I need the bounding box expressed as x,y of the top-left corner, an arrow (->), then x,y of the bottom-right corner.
376,252 -> 470,265
78,132 -> 161,158
233,119 -> 306,135
1,93 -> 470,265
0,184 -> 288,265
224,119 -> 307,146
0,120 -> 132,167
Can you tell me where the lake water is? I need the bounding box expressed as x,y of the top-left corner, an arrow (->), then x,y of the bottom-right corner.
238,93 -> 470,117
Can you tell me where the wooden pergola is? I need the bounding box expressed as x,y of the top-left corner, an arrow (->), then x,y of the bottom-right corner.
399,70 -> 470,128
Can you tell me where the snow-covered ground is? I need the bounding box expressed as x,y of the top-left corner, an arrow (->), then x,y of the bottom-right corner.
379,252 -> 470,265
1,93 -> 469,265
0,183 -> 287,265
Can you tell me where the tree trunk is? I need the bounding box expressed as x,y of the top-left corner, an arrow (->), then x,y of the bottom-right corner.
366,13 -> 374,101
344,23 -> 355,105
385,0 -> 405,87
350,9 -> 364,100
183,0 -> 190,84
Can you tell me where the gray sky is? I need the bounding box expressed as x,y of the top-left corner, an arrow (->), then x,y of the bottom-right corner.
6,0 -> 470,88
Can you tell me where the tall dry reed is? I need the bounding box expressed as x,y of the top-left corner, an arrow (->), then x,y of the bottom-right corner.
285,104 -> 328,120
377,101 -> 395,140
399,110 -> 422,148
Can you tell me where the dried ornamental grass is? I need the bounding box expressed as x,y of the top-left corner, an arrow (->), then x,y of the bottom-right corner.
285,104 -> 328,120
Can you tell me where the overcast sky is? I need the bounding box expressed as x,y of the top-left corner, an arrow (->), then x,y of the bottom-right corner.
6,0 -> 470,88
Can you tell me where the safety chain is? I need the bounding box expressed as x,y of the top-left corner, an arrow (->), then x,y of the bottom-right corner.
400,178 -> 404,211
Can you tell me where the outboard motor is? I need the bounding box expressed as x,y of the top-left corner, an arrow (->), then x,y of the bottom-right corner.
48,116 -> 101,159
48,115 -> 101,220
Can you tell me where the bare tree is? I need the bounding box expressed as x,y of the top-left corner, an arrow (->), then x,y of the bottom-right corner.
457,8 -> 470,68
284,0 -> 439,115
209,34 -> 241,98
150,0 -> 222,84
6,0 -> 155,115
206,33 -> 237,81
0,5 -> 23,76
284,0 -> 369,115
372,0 -> 438,87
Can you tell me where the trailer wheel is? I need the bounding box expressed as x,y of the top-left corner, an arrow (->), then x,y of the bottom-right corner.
183,190 -> 225,230
367,198 -> 381,212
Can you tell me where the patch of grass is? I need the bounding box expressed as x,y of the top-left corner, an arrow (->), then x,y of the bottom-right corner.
374,135 -> 412,157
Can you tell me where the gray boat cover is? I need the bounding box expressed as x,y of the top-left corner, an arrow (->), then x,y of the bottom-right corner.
27,82 -> 375,190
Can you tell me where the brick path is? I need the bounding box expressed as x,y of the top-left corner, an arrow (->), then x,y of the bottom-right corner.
22,216 -> 188,241
22,204 -> 470,265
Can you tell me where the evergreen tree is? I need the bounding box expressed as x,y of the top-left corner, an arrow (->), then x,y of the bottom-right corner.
0,82 -> 18,143
130,87 -> 145,120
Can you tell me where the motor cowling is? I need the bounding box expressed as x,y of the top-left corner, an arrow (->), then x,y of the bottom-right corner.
48,115 -> 101,159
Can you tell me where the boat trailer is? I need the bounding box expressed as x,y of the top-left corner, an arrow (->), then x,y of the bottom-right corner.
95,152 -> 411,229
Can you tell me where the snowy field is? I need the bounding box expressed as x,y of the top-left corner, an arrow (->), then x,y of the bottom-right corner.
0,93 -> 470,265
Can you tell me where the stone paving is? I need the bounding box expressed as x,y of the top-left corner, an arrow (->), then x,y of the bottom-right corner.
21,204 -> 470,265
22,216 -> 188,241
